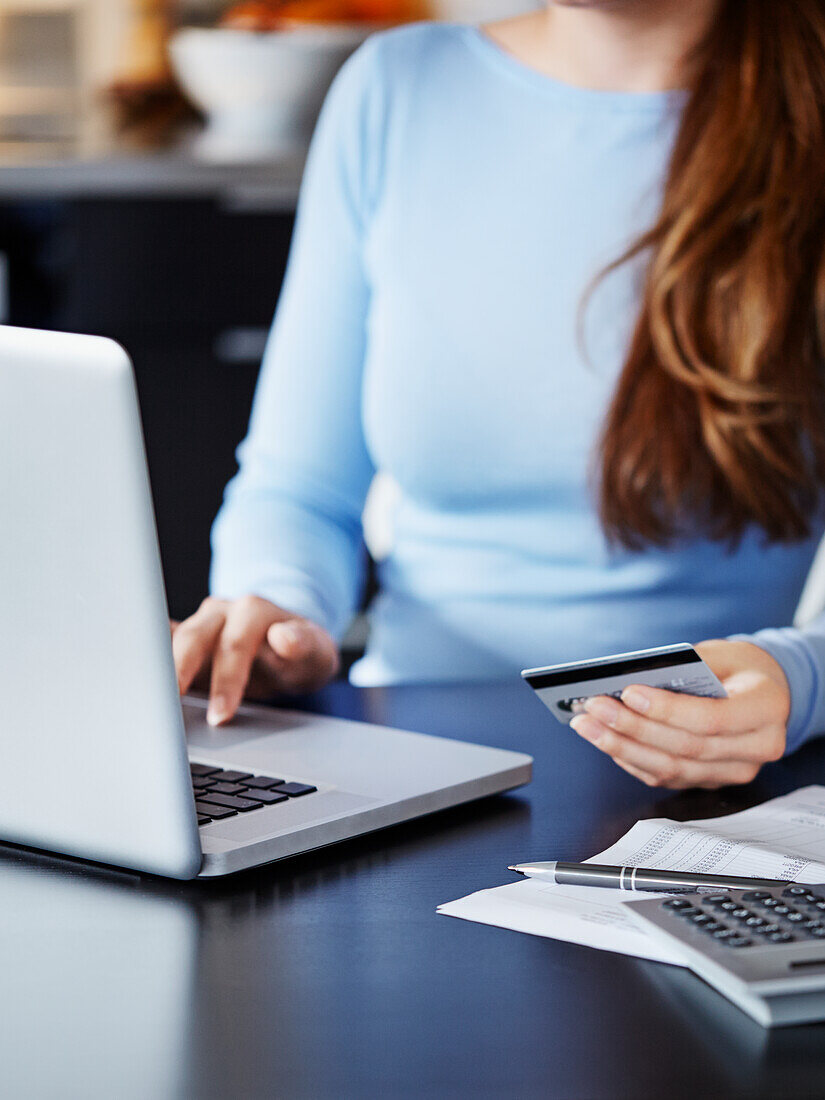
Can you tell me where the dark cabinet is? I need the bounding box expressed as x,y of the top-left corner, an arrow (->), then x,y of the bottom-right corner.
0,194 -> 295,620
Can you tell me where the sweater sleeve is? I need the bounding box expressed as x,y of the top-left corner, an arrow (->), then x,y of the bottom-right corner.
209,38 -> 386,640
732,615 -> 825,754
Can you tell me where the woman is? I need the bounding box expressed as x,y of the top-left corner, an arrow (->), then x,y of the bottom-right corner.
173,0 -> 825,789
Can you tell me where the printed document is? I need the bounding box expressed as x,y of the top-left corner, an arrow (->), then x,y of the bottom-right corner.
437,786 -> 825,965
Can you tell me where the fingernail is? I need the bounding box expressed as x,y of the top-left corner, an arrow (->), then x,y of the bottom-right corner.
272,622 -> 303,656
622,688 -> 651,714
570,715 -> 604,744
207,696 -> 229,727
584,698 -> 620,725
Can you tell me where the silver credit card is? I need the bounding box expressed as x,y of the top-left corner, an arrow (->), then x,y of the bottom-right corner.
522,643 -> 727,724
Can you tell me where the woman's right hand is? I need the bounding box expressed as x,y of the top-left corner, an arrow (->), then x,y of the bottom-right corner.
171,595 -> 339,727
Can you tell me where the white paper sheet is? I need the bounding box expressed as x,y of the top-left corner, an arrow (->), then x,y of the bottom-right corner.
437,786 -> 825,965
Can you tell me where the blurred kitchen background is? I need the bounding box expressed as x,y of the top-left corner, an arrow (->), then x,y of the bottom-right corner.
0,0 -> 532,654
6,0 -> 825,653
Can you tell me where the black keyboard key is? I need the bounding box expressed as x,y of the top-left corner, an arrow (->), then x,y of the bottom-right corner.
773,905 -> 791,916
762,897 -> 781,908
761,924 -> 782,935
745,916 -> 767,928
197,816 -> 211,826
191,776 -> 216,789
250,788 -> 289,804
663,898 -> 693,910
209,782 -> 248,795
194,801 -> 237,820
198,791 -> 263,812
724,936 -> 752,948
804,892 -> 824,902
675,906 -> 701,918
809,927 -> 825,938
768,932 -> 794,943
742,891 -> 772,902
212,770 -> 253,784
690,913 -> 714,925
815,901 -> 825,912
713,929 -> 737,939
719,901 -> 739,912
731,908 -> 751,920
700,921 -> 724,933
243,775 -> 286,789
190,763 -> 220,777
783,886 -> 809,898
273,782 -> 317,797
787,912 -> 807,923
703,894 -> 731,905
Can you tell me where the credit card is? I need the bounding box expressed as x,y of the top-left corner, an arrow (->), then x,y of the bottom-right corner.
521,643 -> 727,725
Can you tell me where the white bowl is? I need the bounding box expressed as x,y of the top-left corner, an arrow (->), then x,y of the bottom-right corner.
169,25 -> 372,160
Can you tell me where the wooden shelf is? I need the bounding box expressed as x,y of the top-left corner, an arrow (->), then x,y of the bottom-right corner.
0,86 -> 77,115
0,139 -> 72,157
0,1 -> 82,12
0,3 -> 160,155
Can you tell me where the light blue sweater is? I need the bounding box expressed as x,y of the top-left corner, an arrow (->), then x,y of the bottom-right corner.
211,22 -> 825,753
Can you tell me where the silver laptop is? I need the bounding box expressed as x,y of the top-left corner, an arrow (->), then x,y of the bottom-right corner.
0,325 -> 532,878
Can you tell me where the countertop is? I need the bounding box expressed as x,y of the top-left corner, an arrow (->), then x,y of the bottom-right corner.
0,148 -> 305,207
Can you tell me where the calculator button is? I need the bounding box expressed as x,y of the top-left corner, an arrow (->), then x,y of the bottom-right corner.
773,905 -> 791,916
742,891 -> 772,902
724,936 -> 753,948
809,927 -> 825,938
675,906 -> 701,918
663,898 -> 694,910
690,913 -> 714,925
731,908 -> 751,920
768,932 -> 795,943
804,892 -> 824,902
701,921 -> 724,933
713,929 -> 738,939
787,912 -> 806,923
761,923 -> 782,935
745,916 -> 767,928
762,897 -> 781,908
782,886 -> 809,898
814,901 -> 825,912
704,894 -> 731,905
719,901 -> 739,912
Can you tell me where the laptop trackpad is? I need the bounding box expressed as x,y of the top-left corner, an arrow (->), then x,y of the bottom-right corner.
183,697 -> 317,750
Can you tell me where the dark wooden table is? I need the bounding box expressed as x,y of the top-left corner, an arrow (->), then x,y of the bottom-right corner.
5,681 -> 825,1099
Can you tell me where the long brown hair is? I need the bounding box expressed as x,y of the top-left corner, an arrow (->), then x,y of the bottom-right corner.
597,0 -> 825,549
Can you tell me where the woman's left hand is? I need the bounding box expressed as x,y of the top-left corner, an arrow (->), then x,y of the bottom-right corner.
569,639 -> 791,789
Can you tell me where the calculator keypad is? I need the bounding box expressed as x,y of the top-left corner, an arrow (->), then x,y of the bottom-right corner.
659,887 -> 825,948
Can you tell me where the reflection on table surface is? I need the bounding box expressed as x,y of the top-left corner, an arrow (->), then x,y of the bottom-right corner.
0,850 -> 195,1100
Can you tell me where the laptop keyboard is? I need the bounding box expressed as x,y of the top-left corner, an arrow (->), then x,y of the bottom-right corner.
190,763 -> 317,826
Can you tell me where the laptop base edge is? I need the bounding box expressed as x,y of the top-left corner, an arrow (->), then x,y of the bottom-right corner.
197,760 -> 532,877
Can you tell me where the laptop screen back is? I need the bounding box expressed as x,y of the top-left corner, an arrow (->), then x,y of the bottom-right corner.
0,326 -> 201,877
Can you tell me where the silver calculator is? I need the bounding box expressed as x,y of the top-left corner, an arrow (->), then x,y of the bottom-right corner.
624,884 -> 825,1027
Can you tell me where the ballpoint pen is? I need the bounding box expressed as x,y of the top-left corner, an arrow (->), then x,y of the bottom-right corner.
508,861 -> 794,892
